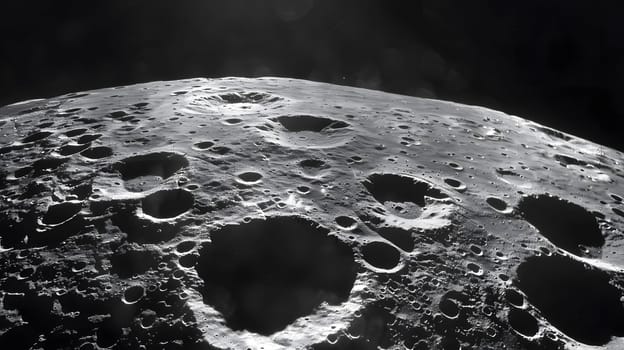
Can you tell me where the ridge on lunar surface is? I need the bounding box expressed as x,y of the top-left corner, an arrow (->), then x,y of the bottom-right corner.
0,77 -> 623,350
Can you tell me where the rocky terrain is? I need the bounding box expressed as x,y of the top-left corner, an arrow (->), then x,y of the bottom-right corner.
0,77 -> 623,349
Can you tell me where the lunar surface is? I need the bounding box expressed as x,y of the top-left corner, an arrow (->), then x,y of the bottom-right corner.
0,77 -> 623,350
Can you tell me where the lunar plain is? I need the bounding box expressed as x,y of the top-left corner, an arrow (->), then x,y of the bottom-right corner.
0,77 -> 624,349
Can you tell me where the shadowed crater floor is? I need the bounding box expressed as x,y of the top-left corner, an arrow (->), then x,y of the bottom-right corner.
114,152 -> 189,181
275,115 -> 349,132
196,216 -> 357,335
515,255 -> 624,345
518,194 -> 604,255
363,173 -> 448,207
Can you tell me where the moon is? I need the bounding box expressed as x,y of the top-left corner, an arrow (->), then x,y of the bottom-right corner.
0,77 -> 623,349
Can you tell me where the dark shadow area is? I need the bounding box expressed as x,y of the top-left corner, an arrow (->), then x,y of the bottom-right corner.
196,216 -> 357,335
141,189 -> 194,219
508,308 -> 538,337
42,202 -> 81,225
518,194 -> 604,255
110,247 -> 159,278
515,255 -> 624,345
80,146 -> 113,159
21,131 -> 52,143
486,197 -> 508,212
114,152 -> 188,181
363,173 -> 448,207
376,227 -> 414,252
361,241 -> 400,270
275,115 -> 348,132
59,143 -> 90,156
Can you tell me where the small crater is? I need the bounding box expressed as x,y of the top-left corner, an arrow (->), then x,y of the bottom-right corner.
466,262 -> 482,275
439,298 -> 459,319
612,207 -> 624,218
122,285 -> 144,304
22,131 -> 52,143
275,115 -> 349,132
448,162 -> 463,171
196,216 -> 357,335
376,227 -> 414,252
508,309 -> 538,337
224,118 -> 243,125
115,152 -> 188,181
80,146 -> 113,159
363,173 -> 448,207
59,143 -> 90,156
65,128 -> 87,137
496,168 -> 519,176
237,171 -> 263,184
193,141 -> 215,150
300,159 -> 327,169
505,288 -> 524,308
335,216 -> 357,230
444,178 -> 463,189
76,134 -> 102,144
42,202 -> 81,225
518,194 -> 604,255
516,255 -> 624,345
217,91 -> 276,104
176,241 -> 196,254
142,189 -> 194,219
486,197 -> 508,212
361,241 -> 400,270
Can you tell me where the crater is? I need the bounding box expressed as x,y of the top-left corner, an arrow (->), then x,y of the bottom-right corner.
42,202 -> 82,225
486,197 -> 508,212
196,216 -> 357,335
335,216 -> 357,230
444,178 -> 464,190
363,173 -> 448,207
275,115 -> 349,132
193,141 -> 214,150
300,159 -> 327,169
22,131 -> 52,143
375,227 -> 414,252
518,194 -> 604,255
80,146 -> 113,159
217,91 -> 277,104
59,143 -> 90,156
76,134 -> 102,144
114,152 -> 189,181
142,189 -> 194,219
64,128 -> 87,137
237,171 -> 263,184
361,241 -> 400,270
516,255 -> 624,345
508,309 -> 538,337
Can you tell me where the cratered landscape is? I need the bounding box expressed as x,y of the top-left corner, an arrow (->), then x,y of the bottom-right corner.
0,77 -> 623,350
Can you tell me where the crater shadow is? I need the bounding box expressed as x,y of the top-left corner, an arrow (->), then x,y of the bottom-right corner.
516,255 -> 624,345
196,216 -> 357,335
518,194 -> 604,255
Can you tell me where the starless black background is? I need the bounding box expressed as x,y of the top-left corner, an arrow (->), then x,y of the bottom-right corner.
2,1 -> 623,150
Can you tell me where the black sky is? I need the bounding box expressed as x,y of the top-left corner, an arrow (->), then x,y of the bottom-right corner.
2,0 -> 623,150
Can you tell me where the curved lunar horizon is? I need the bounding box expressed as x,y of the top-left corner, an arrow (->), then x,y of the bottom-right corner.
0,77 -> 623,349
